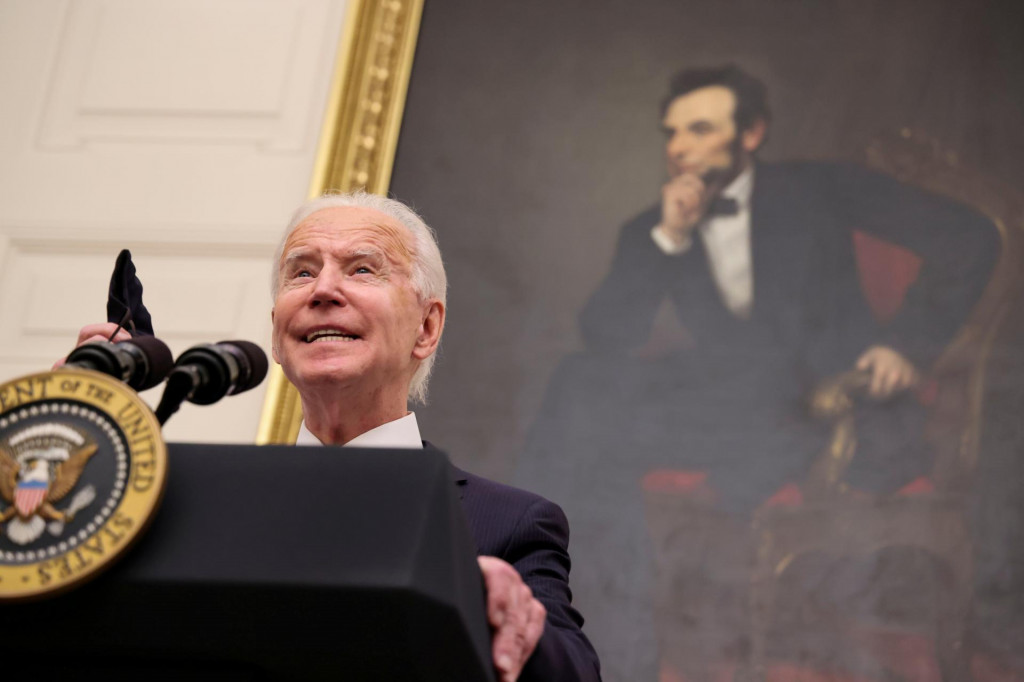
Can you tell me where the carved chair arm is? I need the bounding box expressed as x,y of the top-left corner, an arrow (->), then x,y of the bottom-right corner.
802,369 -> 873,501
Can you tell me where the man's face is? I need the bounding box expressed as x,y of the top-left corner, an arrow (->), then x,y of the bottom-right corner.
271,207 -> 437,398
662,85 -> 762,183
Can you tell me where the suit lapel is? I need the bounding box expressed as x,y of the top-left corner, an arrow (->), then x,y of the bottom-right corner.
749,163 -> 786,317
750,162 -> 850,362
424,441 -> 468,500
750,163 -> 822,320
451,466 -> 468,501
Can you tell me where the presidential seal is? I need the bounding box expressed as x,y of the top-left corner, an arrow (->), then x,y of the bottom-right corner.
0,368 -> 166,600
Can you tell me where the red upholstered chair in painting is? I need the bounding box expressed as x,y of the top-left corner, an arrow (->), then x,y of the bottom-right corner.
643,474 -> 751,682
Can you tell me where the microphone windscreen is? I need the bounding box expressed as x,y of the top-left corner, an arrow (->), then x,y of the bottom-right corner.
220,340 -> 269,392
127,336 -> 174,390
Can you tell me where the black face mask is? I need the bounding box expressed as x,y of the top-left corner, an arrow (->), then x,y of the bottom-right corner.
106,249 -> 155,338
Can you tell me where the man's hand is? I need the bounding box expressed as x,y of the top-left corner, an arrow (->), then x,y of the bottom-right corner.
855,345 -> 919,399
656,173 -> 710,248
52,322 -> 132,369
478,556 -> 546,682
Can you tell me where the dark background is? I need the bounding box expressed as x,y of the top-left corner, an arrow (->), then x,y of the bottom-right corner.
389,0 -> 1024,677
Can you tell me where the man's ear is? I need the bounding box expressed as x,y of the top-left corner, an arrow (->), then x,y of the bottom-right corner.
741,118 -> 767,153
412,300 -> 445,360
270,308 -> 280,363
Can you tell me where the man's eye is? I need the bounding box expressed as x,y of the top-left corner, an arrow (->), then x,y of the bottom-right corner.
295,270 -> 313,279
354,265 -> 373,275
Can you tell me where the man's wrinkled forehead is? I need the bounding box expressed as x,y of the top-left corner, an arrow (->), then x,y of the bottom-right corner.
281,206 -> 415,266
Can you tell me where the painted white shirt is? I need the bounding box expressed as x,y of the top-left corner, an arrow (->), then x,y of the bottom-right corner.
650,167 -> 755,318
295,412 -> 423,448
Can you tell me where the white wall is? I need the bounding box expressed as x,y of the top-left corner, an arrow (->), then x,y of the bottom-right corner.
0,0 -> 348,442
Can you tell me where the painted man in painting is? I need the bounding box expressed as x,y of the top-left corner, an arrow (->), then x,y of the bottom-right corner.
519,65 -> 998,680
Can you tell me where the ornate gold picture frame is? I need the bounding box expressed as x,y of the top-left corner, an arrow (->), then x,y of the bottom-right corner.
256,0 -> 425,444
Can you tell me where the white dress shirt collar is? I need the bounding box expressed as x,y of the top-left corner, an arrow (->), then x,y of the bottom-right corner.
719,164 -> 755,210
295,412 -> 423,449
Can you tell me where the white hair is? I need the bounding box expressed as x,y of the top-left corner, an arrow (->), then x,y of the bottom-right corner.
271,191 -> 447,404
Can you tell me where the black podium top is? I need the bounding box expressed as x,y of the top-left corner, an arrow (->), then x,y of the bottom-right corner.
3,443 -> 495,681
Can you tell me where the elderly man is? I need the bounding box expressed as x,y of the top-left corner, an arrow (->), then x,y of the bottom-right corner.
74,191 -> 600,682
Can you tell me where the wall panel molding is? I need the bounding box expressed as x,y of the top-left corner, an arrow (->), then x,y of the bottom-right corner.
37,0 -> 340,151
0,223 -> 283,252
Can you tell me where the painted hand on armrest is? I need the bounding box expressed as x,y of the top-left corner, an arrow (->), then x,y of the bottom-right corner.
855,345 -> 919,399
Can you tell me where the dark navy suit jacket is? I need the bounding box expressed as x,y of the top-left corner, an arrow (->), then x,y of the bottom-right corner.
448,452 -> 601,682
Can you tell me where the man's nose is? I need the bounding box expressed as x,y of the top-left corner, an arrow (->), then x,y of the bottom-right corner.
666,133 -> 691,158
309,268 -> 346,307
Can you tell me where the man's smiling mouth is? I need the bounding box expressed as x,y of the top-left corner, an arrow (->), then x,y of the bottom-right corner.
305,328 -> 360,343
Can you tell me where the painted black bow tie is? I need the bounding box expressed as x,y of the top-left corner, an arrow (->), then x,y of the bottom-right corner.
706,196 -> 740,217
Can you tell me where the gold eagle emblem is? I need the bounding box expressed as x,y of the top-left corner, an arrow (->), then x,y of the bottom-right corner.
0,424 -> 98,545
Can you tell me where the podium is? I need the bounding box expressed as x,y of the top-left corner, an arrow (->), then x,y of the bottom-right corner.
1,444 -> 496,681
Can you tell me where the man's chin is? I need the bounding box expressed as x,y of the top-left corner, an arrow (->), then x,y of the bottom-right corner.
300,365 -> 360,385
284,358 -> 363,391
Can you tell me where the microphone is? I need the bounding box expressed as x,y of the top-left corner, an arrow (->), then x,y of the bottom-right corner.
64,336 -> 174,391
154,341 -> 268,425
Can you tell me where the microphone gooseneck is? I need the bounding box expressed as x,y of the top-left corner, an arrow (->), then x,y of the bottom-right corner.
154,340 -> 269,425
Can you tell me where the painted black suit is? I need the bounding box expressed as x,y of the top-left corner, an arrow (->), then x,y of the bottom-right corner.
450,456 -> 601,681
553,160 -> 1000,498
